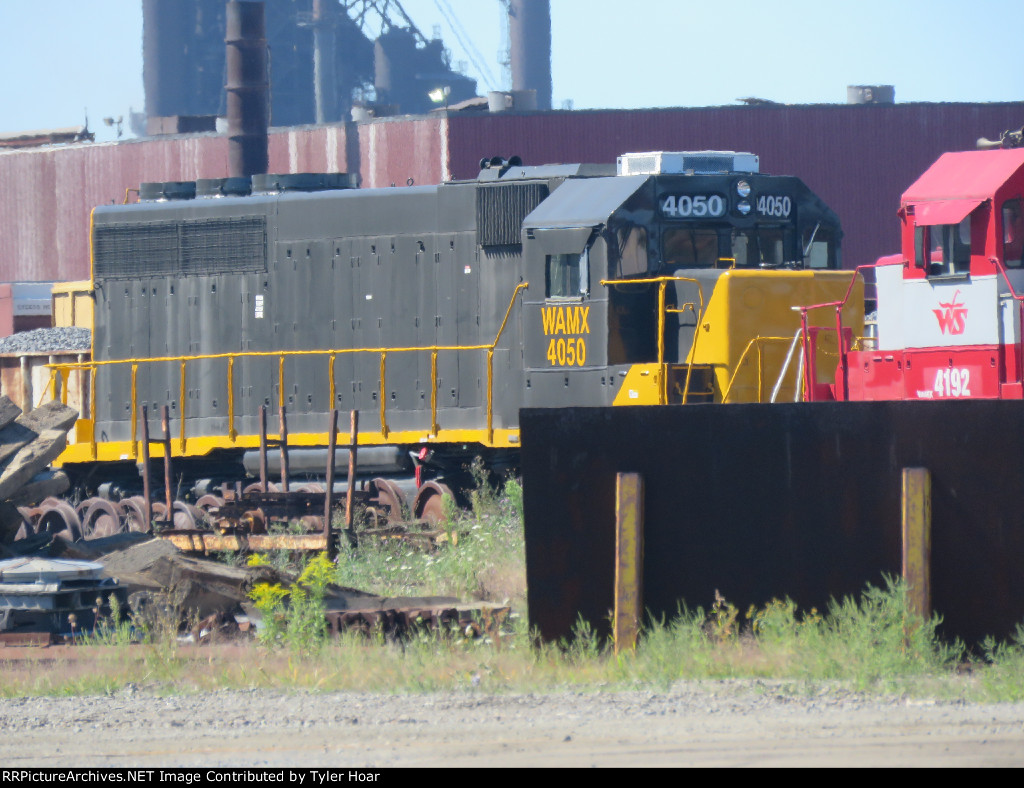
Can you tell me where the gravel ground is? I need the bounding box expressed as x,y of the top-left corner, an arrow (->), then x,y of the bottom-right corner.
1,683 -> 1022,767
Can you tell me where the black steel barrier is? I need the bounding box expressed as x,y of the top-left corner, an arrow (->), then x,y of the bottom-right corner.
521,402 -> 1024,646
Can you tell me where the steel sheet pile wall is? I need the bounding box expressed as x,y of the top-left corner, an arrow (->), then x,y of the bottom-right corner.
449,103 -> 1024,269
521,402 -> 1024,646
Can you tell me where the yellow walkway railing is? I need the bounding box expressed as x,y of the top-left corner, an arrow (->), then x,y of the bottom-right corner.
600,275 -> 707,404
47,283 -> 529,459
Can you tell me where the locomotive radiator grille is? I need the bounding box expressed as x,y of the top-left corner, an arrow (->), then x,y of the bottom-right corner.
476,183 -> 548,247
94,216 -> 267,278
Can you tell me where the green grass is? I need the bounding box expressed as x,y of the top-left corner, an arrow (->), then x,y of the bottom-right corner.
333,476 -> 525,605
2,476 -> 1024,701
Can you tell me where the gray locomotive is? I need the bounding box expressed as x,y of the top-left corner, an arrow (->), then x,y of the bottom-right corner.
56,151 -> 861,510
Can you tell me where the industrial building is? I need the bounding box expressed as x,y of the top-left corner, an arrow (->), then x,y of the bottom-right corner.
0,1 -> 1020,289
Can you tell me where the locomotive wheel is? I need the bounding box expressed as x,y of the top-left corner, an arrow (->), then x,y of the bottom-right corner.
14,507 -> 38,540
195,495 -> 224,528
120,496 -> 151,533
171,502 -> 202,530
370,478 -> 408,524
240,509 -> 267,534
196,494 -> 224,514
36,498 -> 82,542
82,498 -> 126,540
242,482 -> 266,496
299,515 -> 325,533
413,482 -> 453,528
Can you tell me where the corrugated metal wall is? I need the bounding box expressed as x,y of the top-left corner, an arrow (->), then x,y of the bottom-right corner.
2,103 -> 1023,283
357,116 -> 449,189
448,103 -> 1024,268
0,127 -> 355,282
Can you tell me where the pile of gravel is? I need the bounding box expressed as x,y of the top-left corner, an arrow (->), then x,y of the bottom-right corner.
0,327 -> 92,355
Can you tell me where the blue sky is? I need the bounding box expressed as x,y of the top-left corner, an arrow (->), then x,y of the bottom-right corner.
0,0 -> 1020,143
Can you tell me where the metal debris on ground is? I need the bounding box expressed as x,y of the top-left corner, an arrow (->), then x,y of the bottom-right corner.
0,557 -> 125,645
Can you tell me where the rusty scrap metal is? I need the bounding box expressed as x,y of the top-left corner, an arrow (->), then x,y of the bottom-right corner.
323,604 -> 509,641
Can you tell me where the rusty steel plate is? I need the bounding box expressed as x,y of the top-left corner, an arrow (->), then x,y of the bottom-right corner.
521,402 -> 1024,646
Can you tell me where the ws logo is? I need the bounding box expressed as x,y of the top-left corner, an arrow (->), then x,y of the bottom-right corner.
933,290 -> 968,336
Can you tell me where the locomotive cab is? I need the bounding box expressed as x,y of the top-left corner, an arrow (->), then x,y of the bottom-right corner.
520,152 -> 858,407
842,148 -> 1024,401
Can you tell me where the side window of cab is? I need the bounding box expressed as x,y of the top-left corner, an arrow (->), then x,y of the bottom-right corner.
1003,199 -> 1023,268
916,216 -> 972,277
546,249 -> 590,299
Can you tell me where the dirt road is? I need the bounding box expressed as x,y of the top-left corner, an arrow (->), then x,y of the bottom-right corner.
1,683 -> 1021,767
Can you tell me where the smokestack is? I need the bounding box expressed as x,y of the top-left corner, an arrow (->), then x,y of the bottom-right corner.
312,0 -> 339,124
225,1 -> 269,177
508,0 -> 552,111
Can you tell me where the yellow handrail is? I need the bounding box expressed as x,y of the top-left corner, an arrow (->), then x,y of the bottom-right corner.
600,276 -> 707,404
720,336 -> 793,403
48,282 -> 530,457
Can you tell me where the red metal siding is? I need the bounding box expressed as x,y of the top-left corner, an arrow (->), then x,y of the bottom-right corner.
267,126 -> 353,175
3,105 -> 1024,285
448,103 -> 1024,268
358,117 -> 446,189
0,126 -> 355,283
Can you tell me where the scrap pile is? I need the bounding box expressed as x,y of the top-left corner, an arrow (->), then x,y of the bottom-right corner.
0,397 -> 79,548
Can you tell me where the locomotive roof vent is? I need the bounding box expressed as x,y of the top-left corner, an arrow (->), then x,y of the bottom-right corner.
617,151 -> 759,176
139,181 -> 197,202
252,173 -> 359,195
196,177 -> 253,198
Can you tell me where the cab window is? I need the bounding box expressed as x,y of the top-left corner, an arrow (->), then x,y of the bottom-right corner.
663,228 -> 719,267
1003,199 -> 1023,268
802,226 -> 837,269
731,227 -> 787,267
616,226 -> 648,277
546,250 -> 589,299
916,217 -> 971,277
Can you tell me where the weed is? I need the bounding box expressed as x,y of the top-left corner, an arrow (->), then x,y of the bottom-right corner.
83,593 -> 135,647
250,553 -> 333,652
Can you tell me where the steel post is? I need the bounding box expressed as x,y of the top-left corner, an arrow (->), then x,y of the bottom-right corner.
345,410 -> 359,535
614,473 -> 644,654
160,405 -> 173,518
324,408 -> 339,559
901,467 -> 932,622
140,405 -> 152,530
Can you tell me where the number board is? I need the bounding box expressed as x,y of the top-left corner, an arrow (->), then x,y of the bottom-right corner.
660,194 -> 726,219
756,195 -> 792,218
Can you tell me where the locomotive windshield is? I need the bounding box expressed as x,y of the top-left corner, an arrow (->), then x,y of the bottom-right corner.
652,176 -> 840,271
662,226 -> 791,268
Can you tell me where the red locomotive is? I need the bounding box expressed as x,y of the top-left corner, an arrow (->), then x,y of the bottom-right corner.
805,132 -> 1024,402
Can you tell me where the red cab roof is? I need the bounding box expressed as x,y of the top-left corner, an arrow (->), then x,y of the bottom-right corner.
903,148 -> 1024,205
